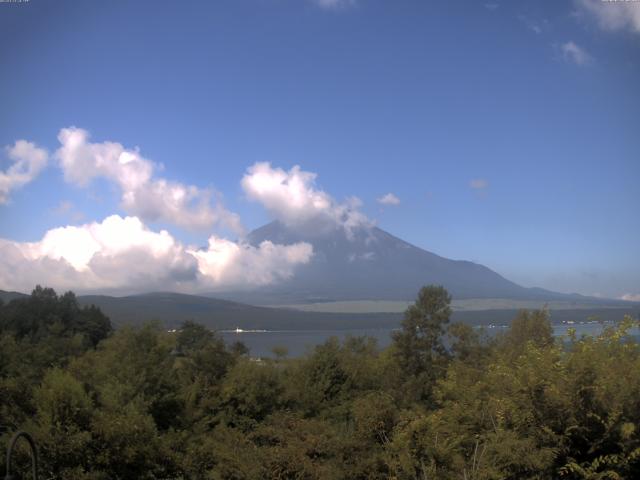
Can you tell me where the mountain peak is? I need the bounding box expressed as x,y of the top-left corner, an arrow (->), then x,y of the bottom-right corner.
241,221 -> 570,304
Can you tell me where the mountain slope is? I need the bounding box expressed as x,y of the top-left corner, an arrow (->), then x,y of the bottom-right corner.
234,221 -> 588,304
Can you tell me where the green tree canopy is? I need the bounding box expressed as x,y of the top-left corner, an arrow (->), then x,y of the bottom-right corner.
392,285 -> 453,403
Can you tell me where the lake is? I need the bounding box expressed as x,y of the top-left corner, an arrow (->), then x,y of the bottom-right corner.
220,321 -> 640,358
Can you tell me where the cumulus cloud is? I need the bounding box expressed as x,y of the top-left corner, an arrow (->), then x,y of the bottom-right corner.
241,162 -> 372,237
377,193 -> 400,206
469,178 -> 489,190
189,238 -> 313,289
620,293 -> 640,302
561,41 -> 592,66
575,0 -> 640,33
0,215 -> 312,294
55,127 -> 242,232
0,140 -> 48,204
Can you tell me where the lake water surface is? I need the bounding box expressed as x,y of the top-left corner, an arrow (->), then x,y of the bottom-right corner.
220,322 -> 640,358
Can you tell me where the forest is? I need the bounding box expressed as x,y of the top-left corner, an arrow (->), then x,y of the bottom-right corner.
1,285 -> 639,479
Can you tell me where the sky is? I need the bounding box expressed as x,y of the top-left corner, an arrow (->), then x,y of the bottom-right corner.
0,0 -> 639,299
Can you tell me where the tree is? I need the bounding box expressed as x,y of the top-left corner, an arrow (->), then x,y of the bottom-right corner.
30,368 -> 94,479
294,337 -> 349,414
220,360 -> 285,428
392,285 -> 452,403
175,320 -> 215,354
447,322 -> 488,363
0,286 -> 111,347
75,304 -> 111,348
500,308 -> 554,355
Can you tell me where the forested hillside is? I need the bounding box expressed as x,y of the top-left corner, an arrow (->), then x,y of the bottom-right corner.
1,286 -> 639,479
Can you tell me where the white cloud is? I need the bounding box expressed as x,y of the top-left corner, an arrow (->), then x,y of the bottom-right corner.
484,3 -> 499,11
0,140 -> 48,204
575,0 -> 640,33
313,0 -> 356,10
0,215 -> 312,294
377,193 -> 400,206
620,293 -> 640,302
55,127 -> 242,232
469,178 -> 489,190
189,238 -> 313,289
561,41 -> 593,66
241,162 -> 372,237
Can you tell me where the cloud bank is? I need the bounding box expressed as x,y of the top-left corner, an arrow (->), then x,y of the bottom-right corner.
242,162 -> 372,237
56,127 -> 242,232
0,215 -> 312,294
1,129 -> 325,295
0,140 -> 48,204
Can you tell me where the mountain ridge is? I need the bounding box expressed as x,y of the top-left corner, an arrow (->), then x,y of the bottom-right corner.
216,221 -> 598,304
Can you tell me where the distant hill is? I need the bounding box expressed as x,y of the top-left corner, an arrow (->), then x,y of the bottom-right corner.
212,221 -> 614,305
75,292 -> 402,330
2,289 -> 637,331
0,290 -> 28,303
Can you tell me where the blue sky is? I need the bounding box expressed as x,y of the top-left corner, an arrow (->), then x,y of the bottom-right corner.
0,0 -> 638,298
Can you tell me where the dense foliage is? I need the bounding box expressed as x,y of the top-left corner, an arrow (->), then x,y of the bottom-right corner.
1,286 -> 639,479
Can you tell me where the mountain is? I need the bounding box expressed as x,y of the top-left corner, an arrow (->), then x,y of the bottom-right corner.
211,221 -> 600,305
0,223 -> 635,329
